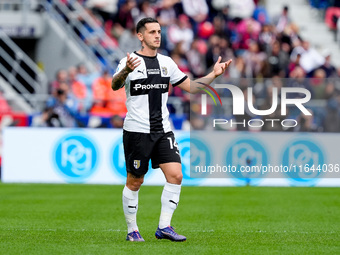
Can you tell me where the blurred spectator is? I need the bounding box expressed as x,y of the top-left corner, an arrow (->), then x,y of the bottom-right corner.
267,40 -> 289,77
206,35 -> 234,70
118,26 -> 141,54
272,5 -> 291,33
190,114 -> 207,130
85,0 -> 119,23
212,15 -> 229,37
133,1 -> 156,23
294,109 -> 320,132
197,20 -> 215,40
167,14 -> 194,52
291,40 -> 325,73
106,86 -> 127,117
46,82 -> 78,127
253,5 -> 270,25
186,39 -> 207,78
337,16 -> 340,45
116,0 -> 136,30
228,0 -> 255,20
171,52 -> 190,75
229,55 -> 246,79
242,40 -> 267,78
90,70 -> 127,117
323,96 -> 340,132
31,107 -> 53,127
68,66 -> 91,112
182,0 -> 208,24
0,92 -> 11,113
211,0 -> 228,12
235,18 -> 261,50
79,8 -> 117,51
156,0 -> 178,52
110,114 -> 124,128
258,24 -> 276,54
77,63 -> 101,100
310,68 -> 334,99
206,35 -> 222,69
168,52 -> 191,115
286,66 -> 313,98
90,69 -> 114,117
325,5 -> 340,35
156,0 -> 177,27
288,53 -> 301,74
319,48 -> 337,77
219,37 -> 235,64
281,23 -> 301,49
50,69 -> 68,94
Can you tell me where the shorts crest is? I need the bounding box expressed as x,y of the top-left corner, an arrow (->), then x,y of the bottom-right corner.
134,160 -> 141,169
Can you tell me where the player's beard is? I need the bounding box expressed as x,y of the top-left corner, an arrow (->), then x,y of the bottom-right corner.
144,40 -> 160,50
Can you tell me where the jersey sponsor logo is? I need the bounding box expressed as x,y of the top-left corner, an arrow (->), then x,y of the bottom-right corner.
161,66 -> 168,75
134,160 -> 141,169
147,68 -> 160,75
133,83 -> 168,91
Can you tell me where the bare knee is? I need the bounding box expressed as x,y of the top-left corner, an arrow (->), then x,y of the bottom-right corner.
160,163 -> 183,185
175,172 -> 183,184
126,174 -> 144,191
169,172 -> 183,185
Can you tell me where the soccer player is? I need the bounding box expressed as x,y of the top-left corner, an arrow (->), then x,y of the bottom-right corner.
111,17 -> 232,242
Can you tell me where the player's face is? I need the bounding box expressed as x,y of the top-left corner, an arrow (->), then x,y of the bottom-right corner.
140,23 -> 161,50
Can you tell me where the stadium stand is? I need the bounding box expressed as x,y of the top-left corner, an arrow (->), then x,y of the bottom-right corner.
0,0 -> 339,132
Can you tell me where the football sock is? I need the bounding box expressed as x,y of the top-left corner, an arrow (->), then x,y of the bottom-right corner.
159,182 -> 181,229
122,185 -> 139,233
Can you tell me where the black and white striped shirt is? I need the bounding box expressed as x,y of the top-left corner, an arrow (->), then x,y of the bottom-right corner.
113,51 -> 187,133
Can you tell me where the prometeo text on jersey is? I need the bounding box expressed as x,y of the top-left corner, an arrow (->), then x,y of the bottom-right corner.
133,84 -> 168,91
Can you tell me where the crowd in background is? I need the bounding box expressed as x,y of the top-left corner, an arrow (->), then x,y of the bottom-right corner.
25,0 -> 340,131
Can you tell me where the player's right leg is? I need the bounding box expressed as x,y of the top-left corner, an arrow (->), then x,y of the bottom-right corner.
122,130 -> 151,242
123,173 -> 144,242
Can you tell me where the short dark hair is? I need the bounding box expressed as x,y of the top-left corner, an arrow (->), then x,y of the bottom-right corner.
136,17 -> 159,33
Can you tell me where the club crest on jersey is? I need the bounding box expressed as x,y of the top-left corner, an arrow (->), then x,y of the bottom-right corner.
161,66 -> 168,75
134,160 -> 141,169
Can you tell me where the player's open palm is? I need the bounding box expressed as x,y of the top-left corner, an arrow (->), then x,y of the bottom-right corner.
125,52 -> 141,73
213,56 -> 232,77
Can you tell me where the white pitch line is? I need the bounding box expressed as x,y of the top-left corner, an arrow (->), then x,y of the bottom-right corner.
2,228 -> 124,232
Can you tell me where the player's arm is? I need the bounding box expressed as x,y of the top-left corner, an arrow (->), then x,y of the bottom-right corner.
177,57 -> 232,94
111,53 -> 141,91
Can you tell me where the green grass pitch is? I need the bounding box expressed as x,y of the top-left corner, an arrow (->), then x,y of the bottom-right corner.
0,184 -> 339,254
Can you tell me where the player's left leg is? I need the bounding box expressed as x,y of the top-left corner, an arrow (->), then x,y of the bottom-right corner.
155,162 -> 186,241
151,132 -> 186,241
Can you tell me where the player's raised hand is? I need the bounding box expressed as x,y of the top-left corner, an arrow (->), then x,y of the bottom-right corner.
125,52 -> 141,73
213,56 -> 232,77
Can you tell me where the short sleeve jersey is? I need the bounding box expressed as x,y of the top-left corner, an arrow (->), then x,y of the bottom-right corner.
113,51 -> 188,133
